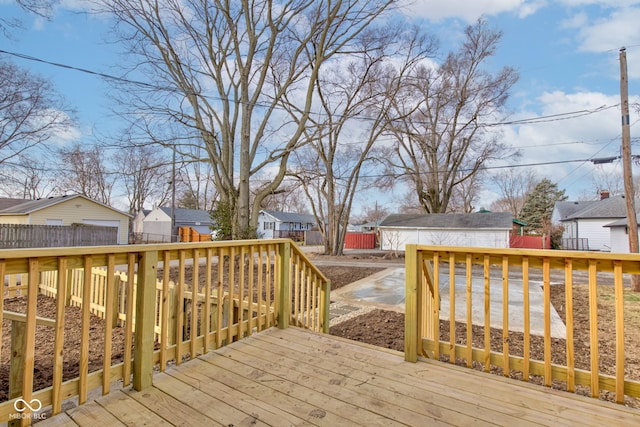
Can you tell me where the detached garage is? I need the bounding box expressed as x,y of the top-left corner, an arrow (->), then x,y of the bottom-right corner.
0,194 -> 130,245
379,212 -> 513,251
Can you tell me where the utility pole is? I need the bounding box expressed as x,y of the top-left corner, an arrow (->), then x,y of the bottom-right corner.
171,145 -> 176,243
620,47 -> 640,291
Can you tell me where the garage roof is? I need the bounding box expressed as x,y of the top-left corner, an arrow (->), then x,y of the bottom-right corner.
0,194 -> 130,217
380,212 -> 513,229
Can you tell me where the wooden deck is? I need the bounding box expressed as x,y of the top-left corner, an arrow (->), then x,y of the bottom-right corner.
38,327 -> 639,427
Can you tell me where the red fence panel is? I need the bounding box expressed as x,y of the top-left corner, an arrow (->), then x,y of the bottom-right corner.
510,235 -> 551,249
344,232 -> 377,249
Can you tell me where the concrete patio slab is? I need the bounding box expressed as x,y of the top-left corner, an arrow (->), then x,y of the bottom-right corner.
331,267 -> 567,339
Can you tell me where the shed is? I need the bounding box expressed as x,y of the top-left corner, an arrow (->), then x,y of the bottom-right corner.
379,212 -> 513,251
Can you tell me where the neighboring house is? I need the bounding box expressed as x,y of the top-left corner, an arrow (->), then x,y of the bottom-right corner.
358,220 -> 382,233
257,210 -> 317,240
141,206 -> 214,242
379,212 -> 513,251
0,194 -> 130,244
604,217 -> 639,253
131,209 -> 151,236
552,194 -> 626,251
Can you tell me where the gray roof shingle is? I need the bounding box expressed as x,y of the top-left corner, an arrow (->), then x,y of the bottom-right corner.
559,195 -> 627,221
261,210 -> 316,224
0,195 -> 81,214
0,198 -> 30,212
0,194 -> 130,217
554,200 -> 599,221
159,207 -> 213,224
380,212 -> 513,229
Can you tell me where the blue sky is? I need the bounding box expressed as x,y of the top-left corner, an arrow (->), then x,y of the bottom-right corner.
1,0 -> 640,211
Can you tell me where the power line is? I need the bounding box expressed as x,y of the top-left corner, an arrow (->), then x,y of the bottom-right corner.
0,48 -> 621,128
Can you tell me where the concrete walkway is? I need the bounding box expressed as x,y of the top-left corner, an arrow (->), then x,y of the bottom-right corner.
331,267 -> 566,338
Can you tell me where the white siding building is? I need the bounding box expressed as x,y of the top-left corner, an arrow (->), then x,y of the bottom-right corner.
553,195 -> 626,251
140,207 -> 214,242
604,218 -> 638,253
0,194 -> 130,244
379,212 -> 513,252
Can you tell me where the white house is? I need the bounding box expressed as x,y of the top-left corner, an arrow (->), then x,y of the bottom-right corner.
552,194 -> 626,251
378,212 -> 513,252
257,210 -> 317,240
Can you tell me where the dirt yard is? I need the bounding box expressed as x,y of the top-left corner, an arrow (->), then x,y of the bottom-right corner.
2,251 -> 640,409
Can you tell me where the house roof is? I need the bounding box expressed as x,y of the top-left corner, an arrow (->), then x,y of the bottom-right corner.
0,198 -> 30,211
553,200 -> 598,221
557,195 -> 627,221
380,212 -> 513,229
260,210 -> 316,224
0,194 -> 130,217
158,206 -> 213,224
603,215 -> 640,228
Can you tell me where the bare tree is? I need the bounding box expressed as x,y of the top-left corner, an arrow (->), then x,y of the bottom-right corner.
260,179 -> 309,213
1,0 -> 57,36
448,172 -> 484,213
589,167 -> 625,198
398,190 -> 425,214
490,168 -> 537,216
0,154 -> 57,199
114,144 -> 172,214
291,25 -> 434,255
56,143 -> 115,205
354,201 -> 390,225
387,19 -> 518,213
175,146 -> 219,211
0,59 -> 73,166
99,0 -> 394,239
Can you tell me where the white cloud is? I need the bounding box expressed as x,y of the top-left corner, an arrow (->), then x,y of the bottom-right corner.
494,90 -> 633,198
399,0 -> 545,23
557,0 -> 640,6
573,7 -> 640,53
561,11 -> 589,29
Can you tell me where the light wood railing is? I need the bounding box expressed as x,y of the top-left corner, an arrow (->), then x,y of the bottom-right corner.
0,239 -> 329,425
405,244 -> 640,405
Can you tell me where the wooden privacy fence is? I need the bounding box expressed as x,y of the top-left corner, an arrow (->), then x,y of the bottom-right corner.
509,235 -> 551,249
0,239 -> 330,425
0,224 -> 118,248
404,244 -> 640,406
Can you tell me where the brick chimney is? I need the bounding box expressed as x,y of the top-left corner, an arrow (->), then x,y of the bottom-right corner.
600,190 -> 610,200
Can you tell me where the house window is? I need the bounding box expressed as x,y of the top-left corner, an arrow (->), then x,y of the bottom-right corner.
264,222 -> 275,230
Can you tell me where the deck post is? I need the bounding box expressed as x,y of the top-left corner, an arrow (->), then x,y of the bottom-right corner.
405,244 -> 419,362
320,279 -> 331,333
277,241 -> 291,329
133,250 -> 158,391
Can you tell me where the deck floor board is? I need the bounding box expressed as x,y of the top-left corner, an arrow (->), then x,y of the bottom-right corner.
40,327 -> 640,426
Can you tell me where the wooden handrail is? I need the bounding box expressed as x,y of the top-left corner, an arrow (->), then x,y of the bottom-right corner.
405,244 -> 640,405
0,239 -> 329,425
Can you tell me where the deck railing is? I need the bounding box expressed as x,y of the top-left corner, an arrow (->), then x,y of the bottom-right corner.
404,244 -> 640,405
0,239 -> 329,425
